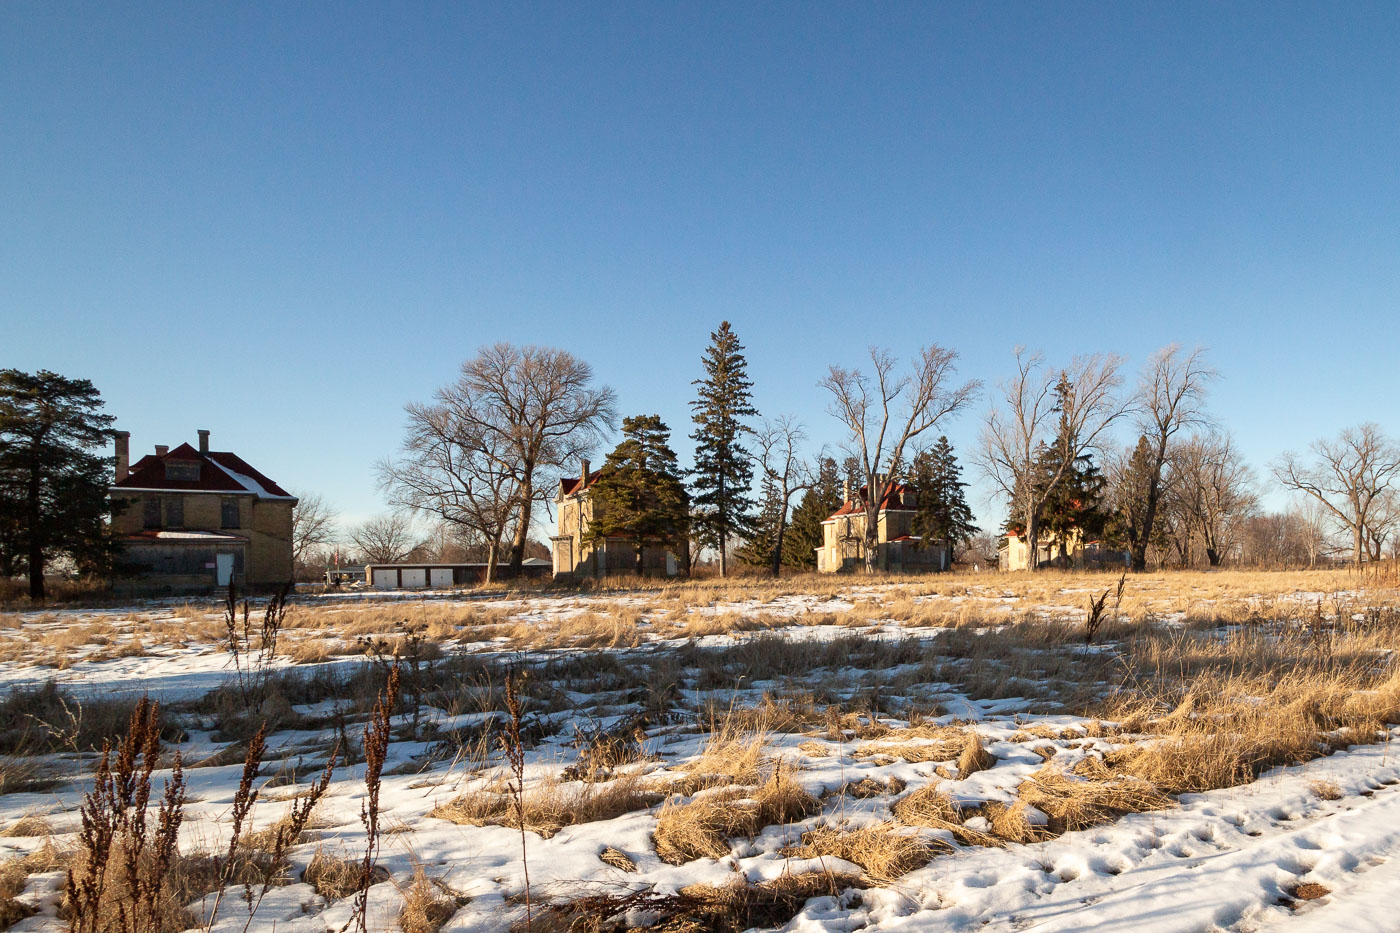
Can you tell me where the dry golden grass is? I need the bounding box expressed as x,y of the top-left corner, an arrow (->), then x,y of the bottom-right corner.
891,786 -> 1002,847
431,773 -> 659,838
1017,763 -> 1172,833
1309,778 -> 1343,800
0,815 -> 52,838
303,849 -> 389,900
396,865 -> 463,933
653,767 -> 819,864
520,869 -> 862,933
957,732 -> 996,777
783,823 -> 944,882
599,846 -> 637,872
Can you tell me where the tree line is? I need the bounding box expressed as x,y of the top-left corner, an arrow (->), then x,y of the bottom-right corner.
2,336 -> 1398,598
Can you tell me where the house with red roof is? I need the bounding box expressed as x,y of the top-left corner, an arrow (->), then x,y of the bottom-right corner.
817,478 -> 951,573
108,429 -> 296,592
551,459 -> 688,578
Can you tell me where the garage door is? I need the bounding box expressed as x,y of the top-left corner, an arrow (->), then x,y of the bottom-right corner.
401,568 -> 427,588
372,569 -> 397,589
429,568 -> 454,588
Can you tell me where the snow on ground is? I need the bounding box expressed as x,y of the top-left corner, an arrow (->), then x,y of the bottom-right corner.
1,577 -> 1398,932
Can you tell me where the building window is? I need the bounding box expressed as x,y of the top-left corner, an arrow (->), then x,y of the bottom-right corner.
165,496 -> 183,528
164,460 -> 201,482
221,498 -> 240,529
143,497 -> 161,529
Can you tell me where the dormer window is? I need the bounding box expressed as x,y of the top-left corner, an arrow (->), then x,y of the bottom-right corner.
165,460 -> 201,482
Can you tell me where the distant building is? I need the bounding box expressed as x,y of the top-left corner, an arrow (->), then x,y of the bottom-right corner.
108,430 -> 295,593
998,527 -> 1129,571
816,478 -> 951,573
551,460 -> 687,578
338,559 -> 552,588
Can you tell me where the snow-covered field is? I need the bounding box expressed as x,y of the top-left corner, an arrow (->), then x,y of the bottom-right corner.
2,570 -> 1398,933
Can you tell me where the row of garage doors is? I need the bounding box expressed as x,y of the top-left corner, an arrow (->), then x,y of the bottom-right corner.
371,567 -> 456,589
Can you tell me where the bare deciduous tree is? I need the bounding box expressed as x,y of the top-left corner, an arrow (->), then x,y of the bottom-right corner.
1273,423 -> 1400,567
444,344 -> 616,576
979,348 -> 1128,570
291,490 -> 337,568
820,346 -> 979,573
1172,433 -> 1257,566
348,513 -> 418,564
1125,345 -> 1216,571
378,402 -> 520,581
752,415 -> 819,577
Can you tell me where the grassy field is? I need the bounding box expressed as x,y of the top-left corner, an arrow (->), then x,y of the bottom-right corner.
0,567 -> 1397,932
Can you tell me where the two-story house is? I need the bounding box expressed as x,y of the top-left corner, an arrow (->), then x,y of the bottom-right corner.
108,430 -> 296,593
551,460 -> 687,578
816,478 -> 951,573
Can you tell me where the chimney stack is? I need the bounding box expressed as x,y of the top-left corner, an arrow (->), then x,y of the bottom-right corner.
198,429 -> 210,454
155,445 -> 169,458
114,431 -> 130,482
843,479 -> 851,503
581,459 -> 591,488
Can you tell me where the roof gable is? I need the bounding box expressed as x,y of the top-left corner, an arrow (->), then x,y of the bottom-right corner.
111,440 -> 294,499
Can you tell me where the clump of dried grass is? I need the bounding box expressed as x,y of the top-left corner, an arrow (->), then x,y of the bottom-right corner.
304,849 -> 388,901
853,730 -> 966,764
1016,763 -> 1171,833
598,846 -> 637,872
0,815 -> 52,838
892,786 -> 1002,847
783,823 -> 943,882
653,767 -> 819,864
518,870 -> 862,933
396,865 -> 464,933
957,732 -> 996,776
431,773 -> 659,839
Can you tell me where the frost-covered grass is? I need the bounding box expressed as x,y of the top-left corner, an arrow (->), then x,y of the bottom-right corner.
1,568 -> 1399,932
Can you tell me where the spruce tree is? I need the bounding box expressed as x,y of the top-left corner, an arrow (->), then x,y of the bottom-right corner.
735,476 -> 784,568
586,415 -> 690,576
689,322 -> 757,576
0,370 -> 117,599
784,457 -> 842,570
909,436 -> 978,549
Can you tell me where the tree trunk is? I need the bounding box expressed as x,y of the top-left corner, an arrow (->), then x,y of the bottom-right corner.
484,542 -> 498,584
771,517 -> 786,578
634,544 -> 644,577
1354,525 -> 1365,568
1025,511 -> 1041,572
1205,547 -> 1221,567
27,465 -> 44,601
506,472 -> 533,578
717,530 -> 727,578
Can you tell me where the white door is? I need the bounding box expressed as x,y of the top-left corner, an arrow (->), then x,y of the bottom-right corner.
216,554 -> 234,586
373,569 -> 397,589
401,568 -> 427,588
429,568 -> 453,588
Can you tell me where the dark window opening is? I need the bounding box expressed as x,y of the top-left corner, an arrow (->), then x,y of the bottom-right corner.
164,460 -> 201,482
165,496 -> 184,528
143,497 -> 161,529
221,497 -> 240,529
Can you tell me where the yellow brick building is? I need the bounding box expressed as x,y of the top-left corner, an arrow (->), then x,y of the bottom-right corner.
108,430 -> 296,592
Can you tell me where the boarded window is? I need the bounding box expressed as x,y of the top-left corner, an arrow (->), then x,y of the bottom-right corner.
221,498 -> 240,529
143,497 -> 161,529
164,460 -> 201,482
165,496 -> 184,528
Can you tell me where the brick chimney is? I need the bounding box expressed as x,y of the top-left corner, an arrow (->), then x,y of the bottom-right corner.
114,431 -> 130,482
155,445 -> 169,458
580,459 -> 590,488
198,429 -> 210,454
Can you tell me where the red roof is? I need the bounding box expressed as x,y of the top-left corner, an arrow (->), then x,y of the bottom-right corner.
825,481 -> 917,521
112,442 -> 294,498
560,469 -> 603,497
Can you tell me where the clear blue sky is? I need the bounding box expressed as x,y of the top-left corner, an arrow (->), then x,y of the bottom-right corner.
4,2 -> 1397,535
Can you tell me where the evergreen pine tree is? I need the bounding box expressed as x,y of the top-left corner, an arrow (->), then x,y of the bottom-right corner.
735,476 -> 784,568
689,322 -> 757,576
0,370 -> 117,599
909,436 -> 978,548
585,415 -> 690,576
784,457 -> 842,570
